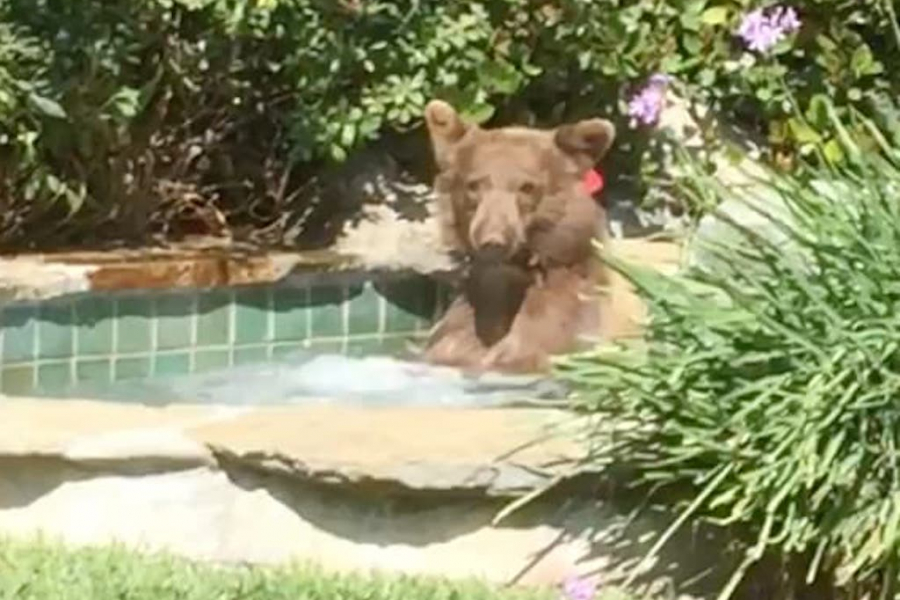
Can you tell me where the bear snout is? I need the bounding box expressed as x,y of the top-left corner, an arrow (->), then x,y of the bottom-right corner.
467,196 -> 526,258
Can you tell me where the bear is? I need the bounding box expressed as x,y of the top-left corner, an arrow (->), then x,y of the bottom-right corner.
420,100 -> 616,374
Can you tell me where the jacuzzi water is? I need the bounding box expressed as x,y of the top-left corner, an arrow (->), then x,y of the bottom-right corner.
44,350 -> 569,407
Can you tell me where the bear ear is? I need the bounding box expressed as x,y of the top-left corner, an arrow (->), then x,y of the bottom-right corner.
554,118 -> 616,165
424,100 -> 470,168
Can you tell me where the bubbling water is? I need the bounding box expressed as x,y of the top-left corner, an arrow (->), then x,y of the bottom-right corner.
46,350 -> 568,407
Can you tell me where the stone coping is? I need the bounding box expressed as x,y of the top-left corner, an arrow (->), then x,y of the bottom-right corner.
0,397 -> 600,497
0,238 -> 682,306
0,247 -> 395,305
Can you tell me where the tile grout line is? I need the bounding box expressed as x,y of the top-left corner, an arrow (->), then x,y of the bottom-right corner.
377,283 -> 387,346
72,301 -> 81,387
303,284 -> 312,349
189,292 -> 199,374
31,306 -> 40,390
109,297 -> 119,382
227,289 -> 237,368
0,306 -> 6,392
149,294 -> 159,377
340,284 -> 350,355
265,287 -> 275,360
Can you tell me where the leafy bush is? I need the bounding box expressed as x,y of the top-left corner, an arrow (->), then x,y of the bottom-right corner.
557,111 -> 900,598
0,0 -> 897,249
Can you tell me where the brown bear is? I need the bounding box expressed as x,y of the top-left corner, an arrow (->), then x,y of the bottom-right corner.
421,100 -> 616,374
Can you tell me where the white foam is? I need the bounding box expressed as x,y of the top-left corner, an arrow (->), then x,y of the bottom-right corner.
51,351 -> 567,407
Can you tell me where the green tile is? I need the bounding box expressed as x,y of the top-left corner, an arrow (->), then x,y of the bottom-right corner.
76,358 -> 111,384
115,357 -> 151,381
37,362 -> 73,391
2,305 -> 36,363
347,283 -> 381,336
196,291 -> 231,347
1,365 -> 34,395
234,346 -> 267,365
273,286 -> 309,342
272,343 -> 306,360
309,339 -> 344,354
381,334 -> 419,358
37,303 -> 74,360
155,352 -> 190,376
346,337 -> 384,358
235,288 -> 270,344
156,293 -> 193,351
116,296 -> 153,354
384,301 -> 420,333
309,284 -> 345,339
194,349 -> 230,373
75,297 -> 114,356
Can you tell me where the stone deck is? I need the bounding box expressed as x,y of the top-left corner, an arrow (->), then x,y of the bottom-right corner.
0,396 -> 732,597
0,398 -> 588,495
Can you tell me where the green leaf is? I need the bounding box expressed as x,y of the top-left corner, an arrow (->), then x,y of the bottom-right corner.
461,102 -> 495,124
787,118 -> 822,144
172,0 -> 213,9
28,93 -> 67,120
64,184 -> 87,216
521,62 -> 542,77
683,34 -> 702,54
701,7 -> 728,25
805,94 -> 830,129
822,139 -> 844,164
329,143 -> 348,162
339,122 -> 356,148
480,60 -> 523,95
680,11 -> 701,31
850,45 -> 875,78
107,87 -> 141,120
755,87 -> 773,102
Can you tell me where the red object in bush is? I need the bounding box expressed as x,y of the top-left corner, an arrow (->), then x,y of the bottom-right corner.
583,168 -> 604,195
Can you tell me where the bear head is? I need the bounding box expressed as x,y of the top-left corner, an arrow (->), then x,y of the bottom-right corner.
423,100 -> 616,268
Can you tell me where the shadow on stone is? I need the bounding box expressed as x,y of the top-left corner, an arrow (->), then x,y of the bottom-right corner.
0,455 -> 203,509
214,453 -> 750,598
214,453 -> 498,546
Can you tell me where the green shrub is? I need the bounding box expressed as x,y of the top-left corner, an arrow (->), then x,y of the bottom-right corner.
0,0 -> 897,249
557,110 -> 900,598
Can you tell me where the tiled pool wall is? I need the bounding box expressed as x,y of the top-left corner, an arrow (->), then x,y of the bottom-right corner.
0,270 -> 454,396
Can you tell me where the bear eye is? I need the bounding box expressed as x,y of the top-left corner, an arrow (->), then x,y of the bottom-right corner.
466,179 -> 481,194
519,182 -> 537,195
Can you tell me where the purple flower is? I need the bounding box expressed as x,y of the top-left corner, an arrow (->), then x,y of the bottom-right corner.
737,5 -> 801,53
627,74 -> 669,127
561,576 -> 597,600
772,6 -> 801,32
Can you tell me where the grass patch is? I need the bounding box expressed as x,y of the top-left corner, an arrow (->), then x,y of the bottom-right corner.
0,536 -> 571,600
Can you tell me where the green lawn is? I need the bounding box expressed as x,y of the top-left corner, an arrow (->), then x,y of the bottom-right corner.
0,537 -> 611,600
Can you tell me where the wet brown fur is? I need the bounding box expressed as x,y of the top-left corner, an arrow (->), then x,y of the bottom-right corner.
421,100 -> 616,374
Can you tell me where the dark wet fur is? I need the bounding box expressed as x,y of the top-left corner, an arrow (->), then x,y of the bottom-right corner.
464,248 -> 533,347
